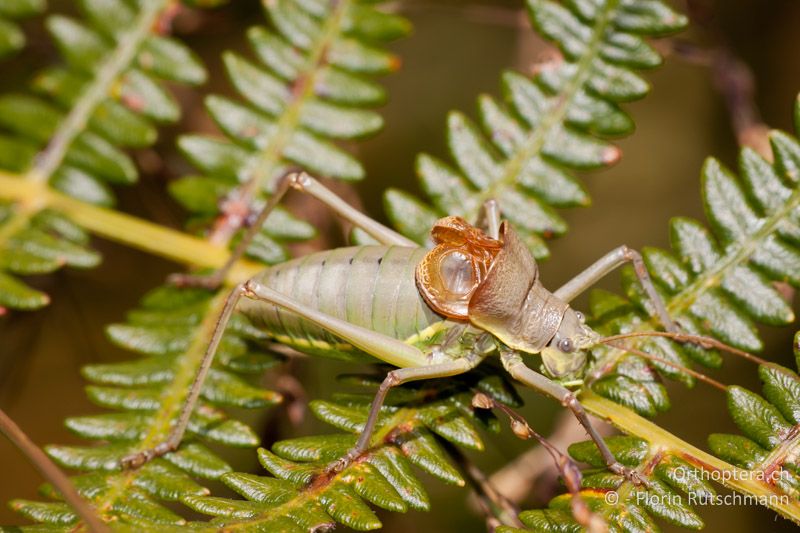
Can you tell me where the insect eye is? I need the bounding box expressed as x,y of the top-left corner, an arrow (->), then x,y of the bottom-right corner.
558,338 -> 575,353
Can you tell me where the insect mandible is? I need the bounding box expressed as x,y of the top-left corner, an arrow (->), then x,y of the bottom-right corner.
117,171 -> 730,484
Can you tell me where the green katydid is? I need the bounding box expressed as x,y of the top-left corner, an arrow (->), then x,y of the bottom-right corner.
117,171 -> 762,488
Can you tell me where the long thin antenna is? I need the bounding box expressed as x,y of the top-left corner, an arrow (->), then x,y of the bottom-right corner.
599,341 -> 727,392
598,331 -> 767,365
0,408 -> 109,533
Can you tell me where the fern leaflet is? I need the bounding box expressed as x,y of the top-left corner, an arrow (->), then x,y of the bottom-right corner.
0,0 -> 208,311
585,95 -> 800,416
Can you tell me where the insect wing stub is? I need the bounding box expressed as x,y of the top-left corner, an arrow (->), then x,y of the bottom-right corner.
415,216 -> 501,319
416,216 -> 570,355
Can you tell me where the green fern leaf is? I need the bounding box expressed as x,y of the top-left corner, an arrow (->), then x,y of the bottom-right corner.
0,0 -> 210,311
182,371 -> 519,531
585,94 -> 800,416
170,0 -> 409,260
7,284 -> 283,528
384,0 -> 687,258
0,0 -> 45,59
501,436 -> 714,533
709,343 -> 800,504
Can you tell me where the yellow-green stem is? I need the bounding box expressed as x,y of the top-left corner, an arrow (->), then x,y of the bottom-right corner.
0,171 -> 263,282
580,390 -> 800,524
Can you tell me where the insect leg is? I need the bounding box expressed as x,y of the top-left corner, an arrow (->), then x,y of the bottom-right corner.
120,283 -> 247,469
500,350 -> 647,486
173,172 -> 414,289
553,245 -> 676,331
240,280 -> 486,472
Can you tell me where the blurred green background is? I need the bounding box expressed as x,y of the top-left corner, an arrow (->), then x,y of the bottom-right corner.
1,0 -> 800,531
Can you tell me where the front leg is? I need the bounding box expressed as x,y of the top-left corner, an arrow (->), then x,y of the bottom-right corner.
553,245 -> 677,332
500,350 -> 648,487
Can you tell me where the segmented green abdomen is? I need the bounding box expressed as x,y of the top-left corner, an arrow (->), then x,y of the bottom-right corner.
240,245 -> 445,360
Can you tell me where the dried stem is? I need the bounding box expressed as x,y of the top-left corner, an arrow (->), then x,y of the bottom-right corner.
0,409 -> 109,532
471,393 -> 606,532
446,442 -> 523,531
659,38 -> 771,158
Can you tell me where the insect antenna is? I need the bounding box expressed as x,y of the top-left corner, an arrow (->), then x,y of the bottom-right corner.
596,331 -> 767,365
597,341 -> 727,392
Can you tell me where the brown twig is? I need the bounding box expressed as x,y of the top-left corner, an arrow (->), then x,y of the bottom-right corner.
657,38 -> 772,159
471,393 -> 607,533
446,442 -> 523,531
481,411 -> 613,507
0,408 -> 109,533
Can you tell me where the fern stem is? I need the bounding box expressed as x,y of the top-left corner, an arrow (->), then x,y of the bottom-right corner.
580,390 -> 800,524
0,171 -> 263,281
32,0 -> 171,184
468,0 -> 620,219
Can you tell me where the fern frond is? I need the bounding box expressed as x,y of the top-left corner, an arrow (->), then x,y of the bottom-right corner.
8,284 -> 283,528
509,348 -> 800,531
0,0 -> 208,311
181,371 -> 520,531
170,0 -> 409,256
584,94 -> 800,416
0,0 -> 44,59
501,435 -> 714,532
384,0 -> 687,256
709,350 -> 800,505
